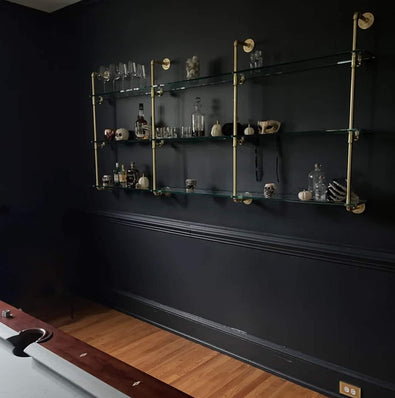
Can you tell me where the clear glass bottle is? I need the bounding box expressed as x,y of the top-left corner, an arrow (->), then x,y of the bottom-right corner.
127,162 -> 140,188
307,163 -> 324,194
119,164 -> 127,188
191,97 -> 205,137
135,103 -> 147,139
314,175 -> 327,201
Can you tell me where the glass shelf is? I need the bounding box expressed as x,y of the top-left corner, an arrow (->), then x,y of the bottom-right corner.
155,187 -> 367,207
93,185 -> 366,207
93,138 -> 151,147
94,185 -> 152,193
93,128 -> 364,147
92,50 -> 374,99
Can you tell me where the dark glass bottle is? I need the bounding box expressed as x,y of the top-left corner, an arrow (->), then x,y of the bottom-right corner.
127,162 -> 140,188
135,103 -> 147,139
113,162 -> 120,186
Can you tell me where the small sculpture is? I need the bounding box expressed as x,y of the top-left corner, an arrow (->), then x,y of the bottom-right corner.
298,190 -> 312,201
244,124 -> 255,135
186,56 -> 200,79
104,128 -> 115,141
210,121 -> 222,137
137,174 -> 149,190
328,179 -> 360,204
257,120 -> 281,134
264,182 -> 276,198
185,178 -> 197,193
115,128 -> 129,141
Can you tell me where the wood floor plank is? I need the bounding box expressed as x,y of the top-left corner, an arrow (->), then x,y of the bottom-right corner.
33,297 -> 328,398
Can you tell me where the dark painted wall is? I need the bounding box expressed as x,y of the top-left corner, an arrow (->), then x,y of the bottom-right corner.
0,0 -> 80,304
3,0 -> 395,397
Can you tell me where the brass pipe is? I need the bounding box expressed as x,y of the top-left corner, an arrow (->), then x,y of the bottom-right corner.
346,12 -> 359,210
151,60 -> 157,192
233,40 -> 238,199
91,72 -> 99,189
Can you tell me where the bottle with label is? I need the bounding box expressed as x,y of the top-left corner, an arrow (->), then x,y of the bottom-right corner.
191,97 -> 205,137
113,162 -> 120,186
127,162 -> 140,188
307,163 -> 324,195
119,164 -> 127,188
135,103 -> 148,139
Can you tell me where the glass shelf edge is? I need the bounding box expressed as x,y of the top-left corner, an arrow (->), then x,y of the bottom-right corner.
92,128 -> 367,146
91,50 -> 374,98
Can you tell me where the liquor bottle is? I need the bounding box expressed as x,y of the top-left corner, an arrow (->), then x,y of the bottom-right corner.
113,162 -> 120,186
191,97 -> 205,137
127,162 -> 140,188
135,103 -> 148,139
119,164 -> 127,188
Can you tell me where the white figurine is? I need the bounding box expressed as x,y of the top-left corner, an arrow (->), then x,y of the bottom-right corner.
186,56 -> 200,79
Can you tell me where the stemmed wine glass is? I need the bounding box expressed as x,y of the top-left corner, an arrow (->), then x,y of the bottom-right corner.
119,62 -> 128,91
109,63 -> 121,92
137,64 -> 146,88
128,60 -> 137,90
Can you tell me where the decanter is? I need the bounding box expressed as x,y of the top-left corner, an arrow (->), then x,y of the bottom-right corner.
191,97 -> 205,137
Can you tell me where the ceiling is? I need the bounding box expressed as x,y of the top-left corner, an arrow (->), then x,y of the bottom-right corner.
7,0 -> 82,13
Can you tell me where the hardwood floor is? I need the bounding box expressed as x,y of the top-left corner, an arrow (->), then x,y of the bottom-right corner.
31,296 -> 328,398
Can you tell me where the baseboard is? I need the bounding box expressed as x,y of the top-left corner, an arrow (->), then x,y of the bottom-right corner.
93,288 -> 395,398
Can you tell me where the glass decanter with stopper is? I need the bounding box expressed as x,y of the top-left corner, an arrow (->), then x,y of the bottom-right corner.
308,163 -> 324,194
307,163 -> 327,201
191,97 -> 205,137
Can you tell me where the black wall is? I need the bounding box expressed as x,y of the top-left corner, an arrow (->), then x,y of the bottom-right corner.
3,0 -> 395,397
0,1 -> 80,304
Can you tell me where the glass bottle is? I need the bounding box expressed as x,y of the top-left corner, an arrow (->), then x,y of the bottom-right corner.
307,163 -> 324,194
191,97 -> 205,137
135,103 -> 147,139
119,164 -> 127,188
113,162 -> 120,186
314,175 -> 327,201
127,162 -> 140,188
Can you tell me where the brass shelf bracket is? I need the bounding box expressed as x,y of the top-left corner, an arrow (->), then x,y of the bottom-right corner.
346,12 -> 373,214
151,58 -> 171,193
233,38 -> 255,201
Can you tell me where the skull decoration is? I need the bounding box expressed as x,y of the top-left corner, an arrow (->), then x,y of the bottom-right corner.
264,182 -> 276,198
115,128 -> 130,141
258,120 -> 281,134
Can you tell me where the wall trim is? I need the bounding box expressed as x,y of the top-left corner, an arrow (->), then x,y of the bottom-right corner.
91,210 -> 395,273
100,288 -> 395,398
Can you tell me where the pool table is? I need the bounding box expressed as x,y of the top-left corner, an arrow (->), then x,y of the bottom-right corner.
0,299 -> 192,398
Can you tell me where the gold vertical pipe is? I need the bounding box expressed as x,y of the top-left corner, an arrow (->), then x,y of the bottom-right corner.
91,72 -> 99,189
233,40 -> 238,199
151,60 -> 157,192
346,12 -> 359,210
